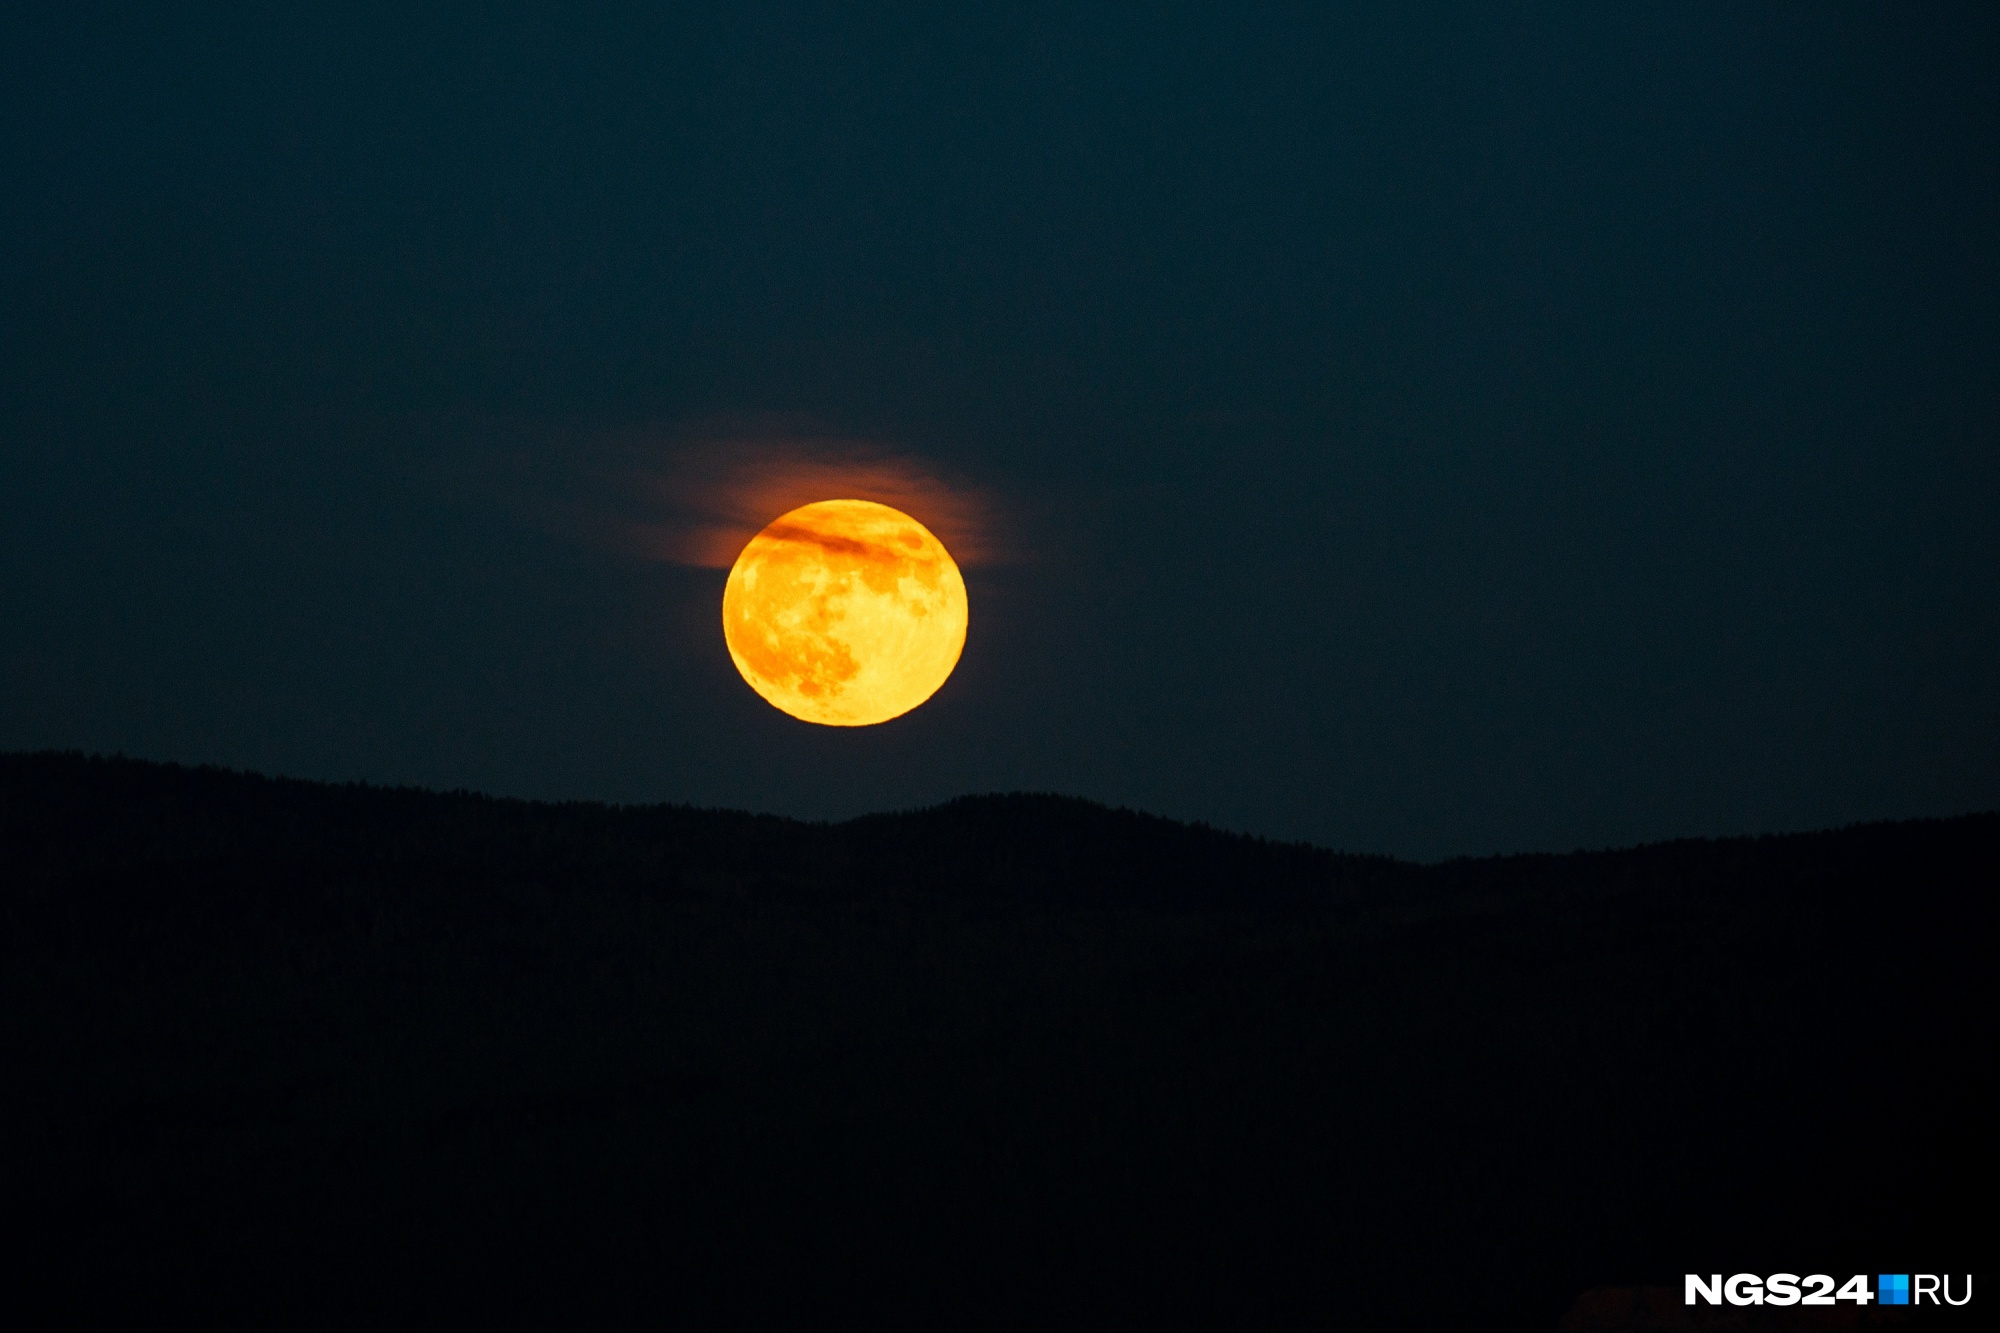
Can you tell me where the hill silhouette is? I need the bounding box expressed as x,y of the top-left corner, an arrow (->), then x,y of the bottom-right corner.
2,752 -> 1990,1329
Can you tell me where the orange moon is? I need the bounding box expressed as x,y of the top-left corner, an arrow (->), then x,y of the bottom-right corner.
722,499 -> 969,726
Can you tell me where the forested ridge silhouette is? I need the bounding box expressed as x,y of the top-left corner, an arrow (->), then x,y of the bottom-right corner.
3,752 -> 1990,1329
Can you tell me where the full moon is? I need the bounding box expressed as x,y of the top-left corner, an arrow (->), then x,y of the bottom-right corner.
722,499 -> 969,726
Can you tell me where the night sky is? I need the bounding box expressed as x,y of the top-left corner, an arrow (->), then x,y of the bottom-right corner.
5,3 -> 1996,859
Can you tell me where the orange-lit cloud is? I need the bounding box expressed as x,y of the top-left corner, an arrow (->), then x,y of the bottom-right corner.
623,426 -> 1005,570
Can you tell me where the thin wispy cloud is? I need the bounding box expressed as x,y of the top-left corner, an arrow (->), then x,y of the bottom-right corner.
620,424 -> 1009,570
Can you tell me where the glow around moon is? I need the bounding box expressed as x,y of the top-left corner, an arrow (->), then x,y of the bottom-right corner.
722,499 -> 969,726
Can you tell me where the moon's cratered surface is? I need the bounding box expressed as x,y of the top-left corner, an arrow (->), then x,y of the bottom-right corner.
722,499 -> 968,726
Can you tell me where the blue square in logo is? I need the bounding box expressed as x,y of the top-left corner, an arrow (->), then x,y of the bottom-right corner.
1879,1275 -> 1909,1305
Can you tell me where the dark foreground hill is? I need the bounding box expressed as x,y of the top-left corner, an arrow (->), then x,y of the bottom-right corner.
2,753 -> 1990,1329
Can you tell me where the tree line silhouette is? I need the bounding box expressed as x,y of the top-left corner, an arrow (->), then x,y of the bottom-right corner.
3,752 -> 1989,1328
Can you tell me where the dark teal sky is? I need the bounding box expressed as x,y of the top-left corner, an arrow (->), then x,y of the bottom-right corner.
4,3 -> 1996,857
